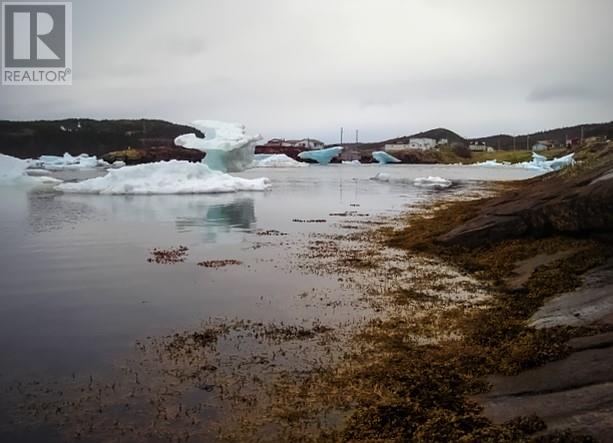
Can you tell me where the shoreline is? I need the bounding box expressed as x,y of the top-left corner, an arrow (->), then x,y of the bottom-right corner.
310,139 -> 612,441
2,146 -> 610,441
222,139 -> 612,440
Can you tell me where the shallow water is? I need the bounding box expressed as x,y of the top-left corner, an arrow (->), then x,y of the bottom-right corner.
0,164 -> 539,440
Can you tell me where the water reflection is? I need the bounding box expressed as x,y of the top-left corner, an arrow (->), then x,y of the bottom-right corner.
176,198 -> 255,233
27,191 -> 95,233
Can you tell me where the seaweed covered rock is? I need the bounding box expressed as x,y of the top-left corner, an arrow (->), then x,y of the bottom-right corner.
102,146 -> 205,165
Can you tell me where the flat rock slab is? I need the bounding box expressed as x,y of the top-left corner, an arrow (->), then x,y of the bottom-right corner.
529,259 -> 613,328
507,249 -> 579,291
477,340 -> 613,441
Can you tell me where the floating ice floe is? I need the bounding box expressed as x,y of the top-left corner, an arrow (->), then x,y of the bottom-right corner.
474,152 -> 575,172
372,151 -> 401,164
250,154 -> 307,168
36,153 -> 104,170
413,176 -> 453,189
174,120 -> 262,173
371,172 -> 453,189
0,154 -> 62,186
371,172 -> 394,182
298,146 -> 343,165
55,160 -> 271,195
342,160 -> 362,165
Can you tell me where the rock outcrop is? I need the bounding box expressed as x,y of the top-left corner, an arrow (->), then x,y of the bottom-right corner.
438,142 -> 613,247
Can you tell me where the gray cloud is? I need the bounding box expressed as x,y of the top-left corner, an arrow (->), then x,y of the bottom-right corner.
528,85 -> 601,102
1,0 -> 612,141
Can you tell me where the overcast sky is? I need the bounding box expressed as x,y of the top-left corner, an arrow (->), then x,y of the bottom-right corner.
1,0 -> 612,142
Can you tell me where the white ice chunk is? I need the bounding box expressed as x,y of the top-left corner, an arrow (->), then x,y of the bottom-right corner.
250,154 -> 307,168
174,120 -> 262,173
371,172 -> 393,182
38,152 -> 100,170
342,160 -> 362,165
413,176 -> 453,189
372,151 -> 401,164
55,160 -> 270,195
475,159 -> 511,168
371,172 -> 452,189
0,154 -> 62,186
474,152 -> 575,172
297,146 -> 343,165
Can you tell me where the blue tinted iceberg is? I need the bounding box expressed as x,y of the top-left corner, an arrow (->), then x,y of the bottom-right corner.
547,153 -> 576,171
55,160 -> 270,195
175,120 -> 262,173
372,151 -> 401,164
298,146 -> 343,165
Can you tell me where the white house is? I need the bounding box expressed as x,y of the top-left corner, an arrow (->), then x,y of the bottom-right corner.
469,143 -> 495,152
532,140 -> 554,152
408,138 -> 437,150
266,138 -> 324,149
293,138 -> 325,149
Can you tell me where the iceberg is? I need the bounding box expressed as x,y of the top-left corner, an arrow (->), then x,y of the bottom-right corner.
174,120 -> 262,173
547,153 -> 576,171
0,154 -> 62,186
474,152 -> 575,172
413,176 -> 453,189
372,151 -> 401,164
250,154 -> 307,168
298,146 -> 343,165
55,160 -> 271,195
37,153 -> 102,170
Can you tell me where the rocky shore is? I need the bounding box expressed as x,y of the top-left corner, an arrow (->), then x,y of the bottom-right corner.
439,141 -> 613,247
435,141 -> 613,441
428,140 -> 613,440
298,139 -> 613,441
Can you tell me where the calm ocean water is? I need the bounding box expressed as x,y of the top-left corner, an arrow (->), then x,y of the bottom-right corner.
0,164 -> 539,441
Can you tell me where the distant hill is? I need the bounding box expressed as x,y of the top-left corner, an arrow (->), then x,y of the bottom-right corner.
1,118 -> 611,161
468,122 -> 613,150
340,122 -> 613,156
0,119 -> 202,159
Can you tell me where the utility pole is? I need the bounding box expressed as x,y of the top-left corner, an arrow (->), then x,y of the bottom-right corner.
340,127 -> 344,145
355,129 -> 359,144
526,134 -> 530,151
